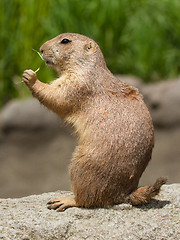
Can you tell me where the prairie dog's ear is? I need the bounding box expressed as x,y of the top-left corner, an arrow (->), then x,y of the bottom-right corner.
84,41 -> 96,54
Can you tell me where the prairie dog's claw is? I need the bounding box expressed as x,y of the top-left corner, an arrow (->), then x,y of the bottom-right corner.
47,197 -> 77,211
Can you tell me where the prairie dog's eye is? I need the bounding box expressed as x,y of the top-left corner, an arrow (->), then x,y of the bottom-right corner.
60,38 -> 71,44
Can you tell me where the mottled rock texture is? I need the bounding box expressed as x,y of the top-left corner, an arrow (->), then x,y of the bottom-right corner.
0,184 -> 179,240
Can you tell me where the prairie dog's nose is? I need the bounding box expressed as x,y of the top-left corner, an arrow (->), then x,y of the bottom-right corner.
40,42 -> 47,53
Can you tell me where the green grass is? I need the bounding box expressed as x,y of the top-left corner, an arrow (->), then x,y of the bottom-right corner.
0,0 -> 180,107
0,0 -> 54,106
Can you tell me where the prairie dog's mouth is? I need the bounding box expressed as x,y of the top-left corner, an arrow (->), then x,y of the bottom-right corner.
42,55 -> 54,65
45,60 -> 54,65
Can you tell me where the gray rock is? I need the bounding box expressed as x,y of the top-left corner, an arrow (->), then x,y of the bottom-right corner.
0,184 -> 179,240
0,98 -> 64,132
142,79 -> 180,128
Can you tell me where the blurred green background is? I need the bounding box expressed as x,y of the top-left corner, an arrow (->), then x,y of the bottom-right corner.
0,0 -> 180,107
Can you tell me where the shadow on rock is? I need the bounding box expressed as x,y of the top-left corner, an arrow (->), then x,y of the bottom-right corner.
136,199 -> 171,210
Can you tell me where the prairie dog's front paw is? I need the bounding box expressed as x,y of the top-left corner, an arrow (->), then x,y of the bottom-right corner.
23,69 -> 37,87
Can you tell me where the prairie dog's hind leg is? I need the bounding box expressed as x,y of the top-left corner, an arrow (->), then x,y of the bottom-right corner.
47,197 -> 78,211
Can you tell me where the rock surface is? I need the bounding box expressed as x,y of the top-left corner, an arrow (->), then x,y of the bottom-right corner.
0,98 -> 62,132
0,184 -> 179,240
142,79 -> 180,128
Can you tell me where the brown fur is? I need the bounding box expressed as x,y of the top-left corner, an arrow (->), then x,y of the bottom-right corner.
23,33 -> 167,210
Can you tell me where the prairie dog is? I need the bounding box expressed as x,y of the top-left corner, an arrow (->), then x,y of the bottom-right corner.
23,33 -> 167,211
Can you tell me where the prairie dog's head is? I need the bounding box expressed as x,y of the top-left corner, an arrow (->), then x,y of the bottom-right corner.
40,33 -> 107,74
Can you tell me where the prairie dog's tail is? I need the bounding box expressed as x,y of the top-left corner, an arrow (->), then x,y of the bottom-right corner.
125,177 -> 167,205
